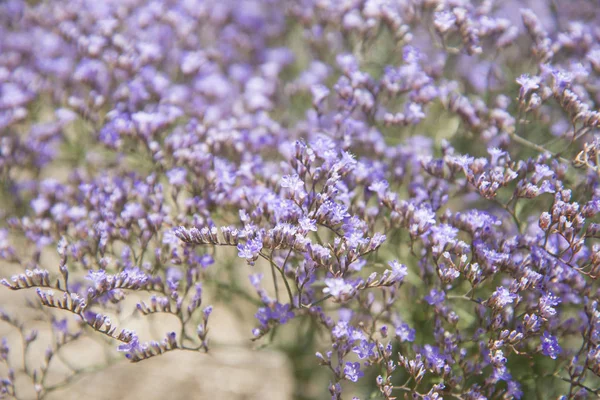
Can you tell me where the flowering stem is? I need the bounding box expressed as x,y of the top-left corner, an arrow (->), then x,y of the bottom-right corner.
305,294 -> 332,308
269,254 -> 281,302
41,357 -> 122,398
260,252 -> 295,307
509,130 -> 571,165
494,198 -> 522,233
447,294 -> 482,304
554,374 -> 600,395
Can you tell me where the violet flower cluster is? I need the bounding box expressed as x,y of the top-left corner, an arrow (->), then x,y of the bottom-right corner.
1,0 -> 600,399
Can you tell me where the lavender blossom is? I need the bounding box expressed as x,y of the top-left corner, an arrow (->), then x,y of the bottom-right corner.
0,1 -> 599,398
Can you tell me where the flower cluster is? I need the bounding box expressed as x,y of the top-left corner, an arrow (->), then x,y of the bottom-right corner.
1,0 -> 600,399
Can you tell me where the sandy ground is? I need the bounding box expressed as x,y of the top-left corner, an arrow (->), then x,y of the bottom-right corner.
47,347 -> 293,400
0,285 -> 294,400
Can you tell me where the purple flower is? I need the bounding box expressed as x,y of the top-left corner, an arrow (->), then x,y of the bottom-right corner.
422,345 -> 445,371
434,11 -> 456,33
506,381 -> 523,399
249,273 -> 263,289
30,197 -> 50,215
388,260 -> 407,283
395,322 -> 416,342
488,148 -> 507,166
52,318 -> 68,334
299,216 -> 317,232
166,168 -> 187,187
323,278 -> 355,301
281,174 -> 304,193
270,303 -> 294,324
430,224 -> 458,249
541,332 -> 561,359
255,302 -> 294,328
532,164 -> 554,183
121,203 -> 145,220
411,206 -> 436,235
199,254 -> 214,269
117,334 -> 141,357
352,340 -> 376,359
516,74 -> 541,97
332,321 -> 351,340
539,292 -> 561,319
310,84 -> 330,106
0,338 -> 8,361
368,180 -> 389,197
344,362 -> 364,382
0,0 -> 598,396
552,70 -> 573,89
255,307 -> 271,326
425,289 -> 445,306
166,267 -> 183,291
86,270 -> 108,291
489,286 -> 517,309
405,103 -> 426,124
237,237 -> 263,263
524,314 -> 542,333
318,200 -> 350,225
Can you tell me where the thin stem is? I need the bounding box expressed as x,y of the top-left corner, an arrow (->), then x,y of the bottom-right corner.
305,294 -> 332,308
509,130 -> 571,165
41,358 -> 122,397
447,294 -> 482,304
270,254 -> 281,302
259,252 -> 295,307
